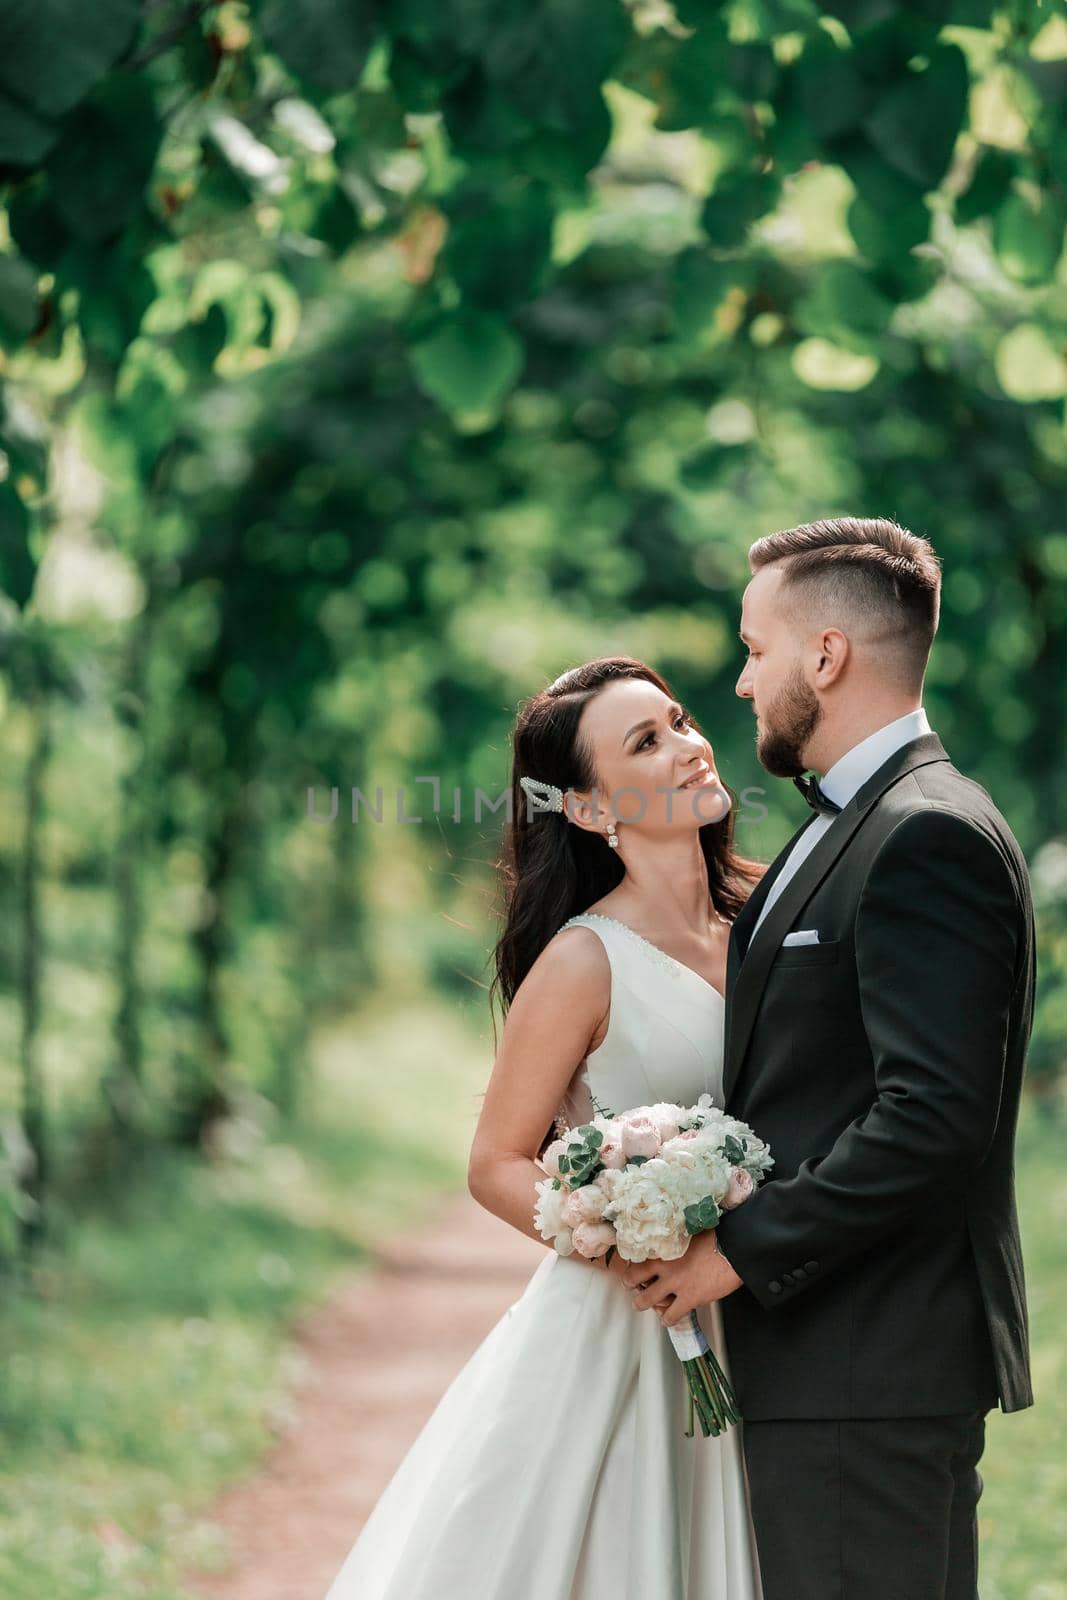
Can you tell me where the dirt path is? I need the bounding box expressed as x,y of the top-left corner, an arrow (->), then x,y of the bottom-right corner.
182,1191 -> 545,1600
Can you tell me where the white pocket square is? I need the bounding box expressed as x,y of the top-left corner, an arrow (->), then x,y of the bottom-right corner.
782,929 -> 821,946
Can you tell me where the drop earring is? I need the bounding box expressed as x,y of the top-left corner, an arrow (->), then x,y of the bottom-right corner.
606,819 -> 619,849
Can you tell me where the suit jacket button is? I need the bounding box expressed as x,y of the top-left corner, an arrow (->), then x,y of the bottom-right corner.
768,1280 -> 782,1294
792,1267 -> 807,1282
781,1272 -> 795,1286
804,1260 -> 819,1273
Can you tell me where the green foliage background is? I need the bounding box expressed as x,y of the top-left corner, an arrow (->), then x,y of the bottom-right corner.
1,1 -> 1067,1593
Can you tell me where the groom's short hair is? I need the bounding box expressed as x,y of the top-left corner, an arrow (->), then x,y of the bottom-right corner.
748,516 -> 941,689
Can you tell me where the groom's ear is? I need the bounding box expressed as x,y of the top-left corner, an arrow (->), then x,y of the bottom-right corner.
811,627 -> 850,687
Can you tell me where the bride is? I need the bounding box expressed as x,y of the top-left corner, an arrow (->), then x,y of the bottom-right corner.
324,655 -> 767,1599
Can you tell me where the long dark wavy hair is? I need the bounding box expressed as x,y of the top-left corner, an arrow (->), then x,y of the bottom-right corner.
490,657 -> 764,1153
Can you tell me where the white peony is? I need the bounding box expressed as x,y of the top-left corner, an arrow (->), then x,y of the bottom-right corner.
609,1163 -> 689,1263
533,1178 -> 567,1241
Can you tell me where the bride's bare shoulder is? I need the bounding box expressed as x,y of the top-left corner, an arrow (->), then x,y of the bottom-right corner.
509,921 -> 610,1009
503,922 -> 611,1053
537,920 -> 611,980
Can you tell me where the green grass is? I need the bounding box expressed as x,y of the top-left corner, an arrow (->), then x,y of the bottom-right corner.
0,988 -> 492,1600
982,1105 -> 1067,1600
0,985 -> 1063,1599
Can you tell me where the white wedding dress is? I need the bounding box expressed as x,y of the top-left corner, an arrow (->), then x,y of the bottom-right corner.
323,912 -> 763,1600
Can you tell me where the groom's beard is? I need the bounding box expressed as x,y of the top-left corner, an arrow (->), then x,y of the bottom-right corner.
755,664 -> 822,777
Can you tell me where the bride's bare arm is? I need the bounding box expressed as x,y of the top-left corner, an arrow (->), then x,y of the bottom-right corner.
467,927 -> 625,1276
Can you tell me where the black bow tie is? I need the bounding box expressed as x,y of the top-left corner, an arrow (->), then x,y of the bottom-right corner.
793,773 -> 842,816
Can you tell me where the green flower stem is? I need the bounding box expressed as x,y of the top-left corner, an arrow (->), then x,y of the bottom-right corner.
703,1347 -> 742,1424
696,1355 -> 728,1433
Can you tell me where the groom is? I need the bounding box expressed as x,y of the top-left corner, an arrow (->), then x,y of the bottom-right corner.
626,517 -> 1034,1600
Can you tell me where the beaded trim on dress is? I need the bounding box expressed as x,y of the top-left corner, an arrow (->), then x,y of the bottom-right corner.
559,913 -> 705,983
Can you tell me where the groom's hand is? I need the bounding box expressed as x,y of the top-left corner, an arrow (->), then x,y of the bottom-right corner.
623,1231 -> 743,1327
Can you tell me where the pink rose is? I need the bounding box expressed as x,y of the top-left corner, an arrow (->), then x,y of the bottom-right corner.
571,1221 -> 617,1259
620,1113 -> 662,1160
652,1113 -> 681,1142
597,1121 -> 628,1169
561,1184 -> 608,1228
540,1139 -> 569,1178
721,1167 -> 755,1210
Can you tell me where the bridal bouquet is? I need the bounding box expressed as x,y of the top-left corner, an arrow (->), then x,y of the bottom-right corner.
534,1094 -> 773,1439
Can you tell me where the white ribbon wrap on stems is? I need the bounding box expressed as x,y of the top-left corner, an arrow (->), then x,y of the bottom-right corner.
666,1309 -> 711,1362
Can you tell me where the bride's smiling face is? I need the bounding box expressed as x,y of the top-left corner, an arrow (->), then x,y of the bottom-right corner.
568,678 -> 730,840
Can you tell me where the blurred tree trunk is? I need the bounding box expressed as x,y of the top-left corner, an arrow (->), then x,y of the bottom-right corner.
17,681 -> 50,1255
105,601 -> 154,1145
173,793 -> 240,1147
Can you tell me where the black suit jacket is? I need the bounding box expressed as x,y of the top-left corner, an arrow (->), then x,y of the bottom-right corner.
715,733 -> 1035,1421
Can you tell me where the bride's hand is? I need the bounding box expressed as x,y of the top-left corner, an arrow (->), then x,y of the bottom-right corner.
607,1251 -> 672,1311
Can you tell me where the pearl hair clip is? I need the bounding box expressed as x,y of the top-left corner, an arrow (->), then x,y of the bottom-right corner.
519,774 -> 564,813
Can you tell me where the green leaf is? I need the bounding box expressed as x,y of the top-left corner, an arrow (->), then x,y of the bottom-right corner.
701,171 -> 779,251
0,253 -> 39,346
58,240 -> 156,363
0,92 -> 58,167
864,43 -> 968,191
955,148 -> 1015,226
994,190 -> 1067,286
670,249 -> 743,342
409,308 -> 523,418
848,194 -> 929,261
443,179 -> 554,310
639,20 -> 729,133
728,42 -> 779,102
7,180 -> 71,270
851,11 -> 948,80
795,261 -> 894,356
678,442 -> 747,491
0,481 -> 37,609
480,0 -> 631,136
259,0 -> 381,93
796,34 -> 871,141
683,1194 -> 721,1235
995,325 -> 1067,402
517,109 -> 613,187
46,77 -> 162,242
827,132 -> 927,215
0,0 -> 139,121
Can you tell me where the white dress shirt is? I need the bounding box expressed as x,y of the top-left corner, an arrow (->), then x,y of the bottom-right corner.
749,707 -> 932,942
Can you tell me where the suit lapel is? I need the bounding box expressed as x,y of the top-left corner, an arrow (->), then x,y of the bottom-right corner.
723,733 -> 951,1102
